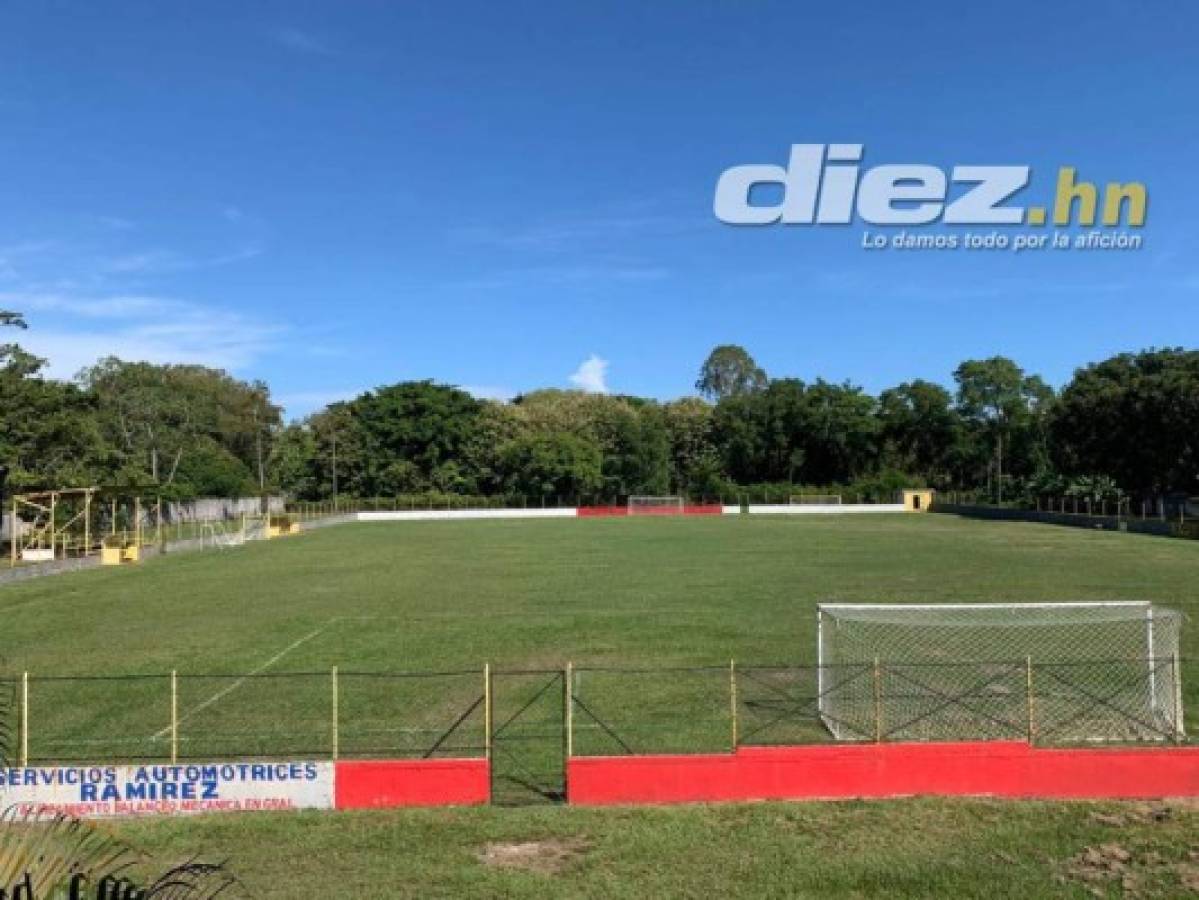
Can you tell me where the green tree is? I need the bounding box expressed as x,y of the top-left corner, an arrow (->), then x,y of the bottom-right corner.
307,402 -> 365,499
801,379 -> 880,485
350,381 -> 483,495
712,378 -> 878,486
78,359 -> 282,495
712,378 -> 807,483
515,390 -> 671,498
1050,348 -> 1199,496
954,357 -> 1053,502
662,397 -> 718,493
270,423 -> 321,499
172,438 -> 256,496
461,401 -> 530,494
877,380 -> 960,484
497,432 -> 603,501
695,345 -> 767,402
1,310 -> 105,489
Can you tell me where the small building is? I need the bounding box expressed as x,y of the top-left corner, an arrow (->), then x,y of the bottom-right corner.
901,489 -> 935,512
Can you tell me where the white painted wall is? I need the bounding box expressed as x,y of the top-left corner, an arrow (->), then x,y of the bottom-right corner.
357,508 -> 577,522
744,504 -> 906,515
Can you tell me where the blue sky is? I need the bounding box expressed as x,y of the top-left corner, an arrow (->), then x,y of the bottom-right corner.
1,1 -> 1196,418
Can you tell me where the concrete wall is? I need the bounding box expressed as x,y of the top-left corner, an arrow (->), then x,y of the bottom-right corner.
743,504 -> 906,515
358,508 -> 576,522
160,496 -> 285,521
568,742 -> 1199,805
933,503 -> 1176,537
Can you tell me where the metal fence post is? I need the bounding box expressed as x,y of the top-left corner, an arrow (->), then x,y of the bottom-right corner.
1025,657 -> 1035,744
170,670 -> 179,763
564,662 -> 573,759
331,666 -> 339,760
483,663 -> 492,761
729,659 -> 738,751
21,671 -> 28,766
872,657 -> 882,743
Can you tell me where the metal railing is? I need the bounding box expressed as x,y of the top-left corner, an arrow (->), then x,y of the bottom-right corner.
1,657 -> 1188,767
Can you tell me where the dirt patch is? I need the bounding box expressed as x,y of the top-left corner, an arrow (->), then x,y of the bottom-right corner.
477,837 -> 591,876
1087,802 -> 1173,828
1058,842 -> 1199,898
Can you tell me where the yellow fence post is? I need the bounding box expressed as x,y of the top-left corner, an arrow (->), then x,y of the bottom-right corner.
483,663 -> 492,762
729,659 -> 738,751
565,662 -> 573,759
170,670 -> 179,763
21,671 -> 29,766
1025,657 -> 1035,744
331,666 -> 339,761
872,657 -> 883,743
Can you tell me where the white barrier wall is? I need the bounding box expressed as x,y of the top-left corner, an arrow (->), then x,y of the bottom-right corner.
742,504 -> 906,515
358,509 -> 578,522
357,506 -> 908,521
0,761 -> 333,818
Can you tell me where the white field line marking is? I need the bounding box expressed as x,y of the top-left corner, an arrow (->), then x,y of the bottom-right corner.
150,621 -> 334,741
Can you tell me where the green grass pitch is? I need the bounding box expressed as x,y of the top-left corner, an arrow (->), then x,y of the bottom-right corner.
2,514 -> 1198,897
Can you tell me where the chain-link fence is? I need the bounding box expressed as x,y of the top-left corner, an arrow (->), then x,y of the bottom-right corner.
12,669 -> 488,766
2,659 -> 1191,767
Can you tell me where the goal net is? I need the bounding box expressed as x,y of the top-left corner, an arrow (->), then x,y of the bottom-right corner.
816,602 -> 1183,744
790,494 -> 842,505
200,520 -> 247,549
627,496 -> 684,515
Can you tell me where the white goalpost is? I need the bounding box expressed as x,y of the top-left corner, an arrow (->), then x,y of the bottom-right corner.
627,496 -> 685,515
199,519 -> 247,549
790,494 -> 842,505
816,601 -> 1183,744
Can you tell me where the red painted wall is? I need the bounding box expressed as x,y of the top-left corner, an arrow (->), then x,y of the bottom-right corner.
568,742 -> 1199,805
576,505 -> 723,517
576,506 -> 629,517
335,759 -> 489,809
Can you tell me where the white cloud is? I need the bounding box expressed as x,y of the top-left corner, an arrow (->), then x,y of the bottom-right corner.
97,245 -> 262,275
568,354 -> 609,394
11,292 -> 176,319
2,290 -> 281,378
100,251 -> 178,274
0,240 -> 59,281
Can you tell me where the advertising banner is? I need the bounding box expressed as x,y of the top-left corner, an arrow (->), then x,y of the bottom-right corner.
0,761 -> 334,818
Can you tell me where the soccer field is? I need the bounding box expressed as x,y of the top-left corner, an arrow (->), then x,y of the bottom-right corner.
3,514 -> 1198,764
4,514 -> 1199,897
6,513 -> 1198,675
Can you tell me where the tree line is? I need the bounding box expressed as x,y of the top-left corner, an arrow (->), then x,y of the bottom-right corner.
3,309 -> 1197,504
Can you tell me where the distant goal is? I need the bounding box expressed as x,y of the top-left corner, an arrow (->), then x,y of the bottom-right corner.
790,494 -> 842,505
816,602 -> 1183,744
628,496 -> 684,515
